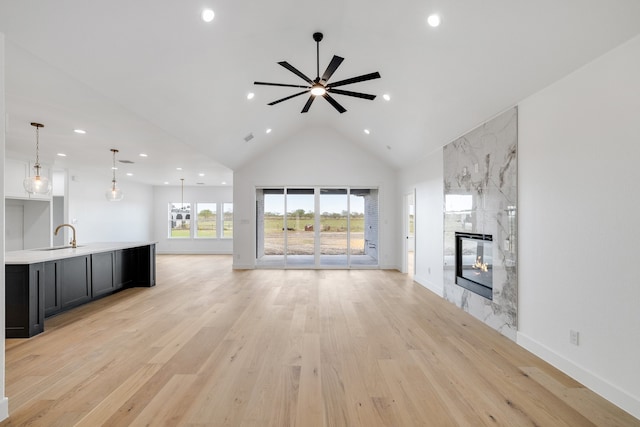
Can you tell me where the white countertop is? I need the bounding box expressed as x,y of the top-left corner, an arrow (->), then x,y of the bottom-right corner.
5,242 -> 156,265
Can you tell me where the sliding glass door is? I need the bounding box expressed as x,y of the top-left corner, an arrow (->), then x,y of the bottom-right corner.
285,188 -> 315,267
320,189 -> 348,266
256,187 -> 378,268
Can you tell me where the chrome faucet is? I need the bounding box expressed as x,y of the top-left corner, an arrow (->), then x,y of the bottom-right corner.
54,223 -> 77,248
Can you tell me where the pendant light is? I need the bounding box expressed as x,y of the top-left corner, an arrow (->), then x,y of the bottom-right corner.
105,148 -> 124,201
23,122 -> 52,194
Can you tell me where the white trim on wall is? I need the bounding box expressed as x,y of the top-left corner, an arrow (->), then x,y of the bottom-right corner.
1,31 -> 10,422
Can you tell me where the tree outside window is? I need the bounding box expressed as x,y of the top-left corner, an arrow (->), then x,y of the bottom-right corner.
196,203 -> 217,238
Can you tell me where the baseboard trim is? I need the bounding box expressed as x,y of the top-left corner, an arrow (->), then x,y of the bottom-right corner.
0,397 -> 9,422
156,251 -> 233,255
232,263 -> 255,270
517,332 -> 640,420
413,275 -> 444,297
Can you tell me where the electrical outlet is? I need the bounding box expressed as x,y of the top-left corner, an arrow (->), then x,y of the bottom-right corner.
569,329 -> 579,346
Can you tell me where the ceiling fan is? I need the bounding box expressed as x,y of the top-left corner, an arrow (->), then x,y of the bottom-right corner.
254,32 -> 381,114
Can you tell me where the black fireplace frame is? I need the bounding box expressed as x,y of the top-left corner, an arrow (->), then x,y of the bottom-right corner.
455,232 -> 493,300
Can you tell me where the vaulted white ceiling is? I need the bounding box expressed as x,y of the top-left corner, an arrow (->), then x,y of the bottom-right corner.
1,1 -> 639,186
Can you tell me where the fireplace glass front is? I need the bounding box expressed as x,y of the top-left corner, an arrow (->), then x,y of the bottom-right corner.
455,232 -> 493,300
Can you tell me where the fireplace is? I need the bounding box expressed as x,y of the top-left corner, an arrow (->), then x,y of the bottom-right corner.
455,232 -> 493,300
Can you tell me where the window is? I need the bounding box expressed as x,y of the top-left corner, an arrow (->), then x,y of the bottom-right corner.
223,203 -> 233,238
169,203 -> 191,238
196,203 -> 217,238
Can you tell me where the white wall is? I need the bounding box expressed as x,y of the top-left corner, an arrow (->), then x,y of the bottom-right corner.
0,31 -> 9,422
5,198 -> 51,249
398,34 -> 640,419
67,171 -> 154,243
518,35 -> 640,418
397,150 -> 444,296
153,184 -> 233,254
233,126 -> 398,269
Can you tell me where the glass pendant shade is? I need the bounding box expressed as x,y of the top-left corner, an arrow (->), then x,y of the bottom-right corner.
23,167 -> 51,194
24,122 -> 51,195
106,182 -> 124,201
106,148 -> 124,201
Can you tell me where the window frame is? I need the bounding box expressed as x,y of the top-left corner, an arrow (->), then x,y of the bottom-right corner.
222,202 -> 233,239
195,202 -> 218,239
168,202 -> 192,239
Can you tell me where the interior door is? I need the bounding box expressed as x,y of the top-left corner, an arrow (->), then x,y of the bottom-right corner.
405,191 -> 415,276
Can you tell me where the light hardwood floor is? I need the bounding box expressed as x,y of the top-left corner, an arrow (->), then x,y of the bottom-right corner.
1,255 -> 637,426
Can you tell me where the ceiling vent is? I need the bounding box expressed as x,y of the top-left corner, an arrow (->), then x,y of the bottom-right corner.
119,159 -> 135,164
244,132 -> 254,142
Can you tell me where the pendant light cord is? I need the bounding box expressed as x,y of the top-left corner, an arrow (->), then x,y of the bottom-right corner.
111,149 -> 118,190
180,178 -> 185,208
34,125 -> 41,168
30,122 -> 44,175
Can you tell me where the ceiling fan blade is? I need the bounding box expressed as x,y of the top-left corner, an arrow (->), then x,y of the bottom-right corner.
327,72 -> 381,88
320,55 -> 344,83
268,90 -> 309,106
278,61 -> 314,84
254,81 -> 310,89
323,93 -> 347,114
329,88 -> 376,100
301,95 -> 315,113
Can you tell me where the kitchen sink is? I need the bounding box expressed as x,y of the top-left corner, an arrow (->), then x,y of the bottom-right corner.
34,245 -> 84,251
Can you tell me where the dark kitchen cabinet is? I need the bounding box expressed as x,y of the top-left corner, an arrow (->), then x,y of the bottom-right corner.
44,260 -> 62,317
60,255 -> 91,310
6,244 -> 156,338
92,251 -> 115,298
5,263 -> 44,338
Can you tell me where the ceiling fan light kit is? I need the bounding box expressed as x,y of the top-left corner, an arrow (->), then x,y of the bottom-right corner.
254,32 -> 381,114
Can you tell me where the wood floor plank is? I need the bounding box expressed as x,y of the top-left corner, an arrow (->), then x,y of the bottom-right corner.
128,374 -> 199,427
73,363 -> 163,427
1,254 -> 637,426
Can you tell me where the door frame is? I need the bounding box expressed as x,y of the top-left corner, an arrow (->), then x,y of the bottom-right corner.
403,190 -> 416,275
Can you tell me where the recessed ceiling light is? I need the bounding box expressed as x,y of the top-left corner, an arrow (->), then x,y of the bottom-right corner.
427,14 -> 441,27
176,167 -> 183,171
247,92 -> 255,100
383,94 -> 391,101
139,153 -> 148,157
266,128 -> 272,134
57,153 -> 67,157
126,173 -> 133,176
164,181 -> 169,185
202,9 -> 215,23
364,129 -> 370,135
221,181 -> 227,185
198,173 -> 205,177
74,129 -> 86,134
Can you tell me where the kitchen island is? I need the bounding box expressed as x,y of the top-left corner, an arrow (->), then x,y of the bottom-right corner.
5,242 -> 156,338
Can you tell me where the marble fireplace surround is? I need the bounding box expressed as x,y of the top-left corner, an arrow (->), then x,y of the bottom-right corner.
443,107 -> 518,340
